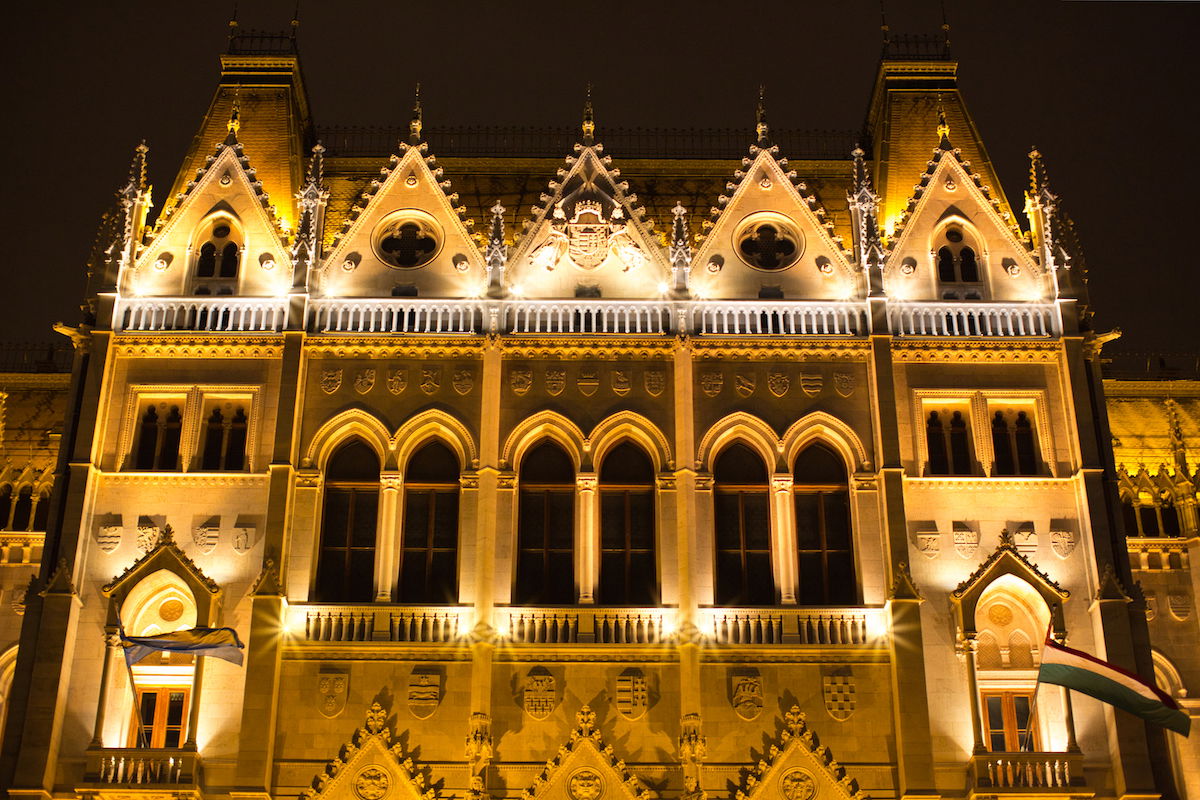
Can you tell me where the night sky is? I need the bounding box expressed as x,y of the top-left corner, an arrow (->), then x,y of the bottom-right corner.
5,1 -> 1197,353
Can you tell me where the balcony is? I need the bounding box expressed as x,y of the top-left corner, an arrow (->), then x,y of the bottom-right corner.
505,300 -> 671,334
693,300 -> 868,336
888,301 -> 1058,337
701,607 -> 882,645
309,298 -> 482,334
969,751 -> 1085,793
80,747 -> 200,793
300,604 -> 467,642
114,296 -> 287,332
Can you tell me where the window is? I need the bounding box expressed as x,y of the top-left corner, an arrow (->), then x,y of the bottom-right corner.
916,393 -> 1050,479
935,226 -> 985,300
598,442 -> 658,606
32,491 -> 50,532
925,407 -> 974,476
131,687 -> 190,749
315,440 -> 380,603
0,486 -> 10,529
133,403 -> 183,471
793,444 -> 855,605
399,441 -> 460,603
374,213 -> 441,269
736,217 -> 803,271
982,691 -> 1038,752
193,218 -> 241,292
515,442 -> 576,604
713,443 -> 774,605
200,404 -> 248,471
10,487 -> 32,532
990,406 -> 1041,476
1123,494 -> 1183,538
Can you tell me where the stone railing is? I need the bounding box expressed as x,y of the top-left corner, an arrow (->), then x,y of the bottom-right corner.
888,301 -> 1058,337
299,605 -> 468,643
309,298 -> 482,334
505,300 -> 671,334
969,752 -> 1084,790
502,607 -> 671,644
693,300 -> 869,336
114,296 -> 288,332
0,531 -> 43,565
83,747 -> 199,786
702,607 -> 882,645
1127,537 -> 1191,571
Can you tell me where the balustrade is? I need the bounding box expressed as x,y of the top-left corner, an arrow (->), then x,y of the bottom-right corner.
888,301 -> 1057,337
309,298 -> 481,333
84,748 -> 198,786
505,300 -> 670,334
298,605 -> 466,643
115,297 -> 287,332
970,752 -> 1084,790
703,607 -> 879,645
694,301 -> 868,336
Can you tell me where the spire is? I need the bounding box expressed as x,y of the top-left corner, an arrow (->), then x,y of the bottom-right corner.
293,142 -> 328,289
581,83 -> 595,145
935,96 -> 952,150
122,141 -> 150,201
670,202 -> 692,272
225,88 -> 242,145
879,0 -> 890,48
940,0 -> 952,54
755,85 -> 770,146
408,82 -> 423,145
227,1 -> 239,44
848,145 -> 885,292
291,0 -> 300,39
486,201 -> 507,271
1028,146 -> 1051,196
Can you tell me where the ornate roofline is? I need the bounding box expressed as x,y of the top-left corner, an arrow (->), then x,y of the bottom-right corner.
519,706 -> 652,800
735,705 -> 868,800
101,524 -> 220,597
951,529 -> 1068,601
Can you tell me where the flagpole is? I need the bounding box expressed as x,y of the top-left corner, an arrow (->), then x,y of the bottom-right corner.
1021,621 -> 1055,753
117,606 -> 150,749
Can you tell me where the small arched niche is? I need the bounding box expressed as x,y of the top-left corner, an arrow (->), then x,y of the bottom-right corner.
974,574 -> 1051,670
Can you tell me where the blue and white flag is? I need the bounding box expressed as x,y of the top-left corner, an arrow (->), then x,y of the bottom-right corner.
120,626 -> 245,667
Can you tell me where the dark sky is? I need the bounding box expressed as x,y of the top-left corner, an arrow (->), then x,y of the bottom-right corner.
4,1 -> 1197,352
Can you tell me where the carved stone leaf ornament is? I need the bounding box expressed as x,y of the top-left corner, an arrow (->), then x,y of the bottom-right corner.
354,767 -> 390,800
317,669 -> 348,719
407,666 -> 441,719
833,372 -> 856,398
387,368 -> 408,395
545,368 -> 566,396
523,668 -> 557,719
321,368 -> 343,394
355,369 -> 377,394
94,525 -> 123,554
822,675 -> 855,721
420,367 -> 441,395
612,369 -> 632,396
644,369 -> 665,397
511,367 -> 533,396
1050,529 -> 1077,558
768,372 -> 789,397
700,371 -> 723,397
453,368 -> 475,395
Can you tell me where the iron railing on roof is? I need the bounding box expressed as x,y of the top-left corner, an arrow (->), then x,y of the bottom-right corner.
316,125 -> 859,161
1103,352 -> 1200,381
882,33 -> 953,62
226,28 -> 298,56
0,342 -> 73,373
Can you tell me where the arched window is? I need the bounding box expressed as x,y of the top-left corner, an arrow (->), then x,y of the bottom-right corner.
598,442 -> 658,606
935,225 -> 986,299
315,440 -> 380,603
713,443 -> 773,605
937,247 -> 956,283
515,442 -> 576,604
32,490 -> 50,531
399,441 -> 460,603
793,443 -> 855,605
991,411 -> 1015,475
959,246 -> 979,282
193,218 -> 240,292
200,405 -> 248,471
11,488 -> 32,532
0,486 -> 11,530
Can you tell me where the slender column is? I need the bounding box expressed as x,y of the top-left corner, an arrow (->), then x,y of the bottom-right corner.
90,628 -> 120,746
576,474 -> 599,604
1060,685 -> 1079,753
375,473 -> 403,601
770,474 -> 796,604
964,637 -> 986,754
184,655 -> 205,748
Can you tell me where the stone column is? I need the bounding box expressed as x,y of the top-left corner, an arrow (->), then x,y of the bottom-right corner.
184,654 -> 205,749
375,473 -> 403,601
1060,685 -> 1079,753
576,474 -> 599,604
90,628 -> 120,747
963,637 -> 986,754
770,474 -> 796,604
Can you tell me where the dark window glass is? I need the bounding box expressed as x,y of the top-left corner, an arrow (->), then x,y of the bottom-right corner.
598,442 -> 657,606
926,412 -> 949,475
1014,412 -> 1037,474
991,412 -> 1015,476
713,444 -> 774,605
793,444 -> 855,605
219,242 -> 239,278
1121,497 -> 1139,537
982,691 -> 1039,752
196,243 -> 216,278
950,411 -> 973,474
226,409 -> 248,470
135,406 -> 159,470
959,246 -> 979,282
515,442 -> 576,604
1138,505 -> 1161,537
0,486 -> 11,529
315,440 -> 380,602
937,247 -> 956,282
33,492 -> 50,531
1162,502 -> 1181,537
201,409 -> 225,471
158,406 -> 182,471
400,441 -> 460,603
11,487 -> 32,531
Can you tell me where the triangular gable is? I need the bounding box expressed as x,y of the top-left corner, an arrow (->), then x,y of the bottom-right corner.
691,144 -> 856,301
884,138 -> 1043,301
131,132 -> 292,298
951,530 -> 1069,636
735,705 -> 868,800
101,525 -> 221,625
507,144 -> 669,299
520,706 -> 653,800
319,140 -> 485,298
302,702 -> 437,800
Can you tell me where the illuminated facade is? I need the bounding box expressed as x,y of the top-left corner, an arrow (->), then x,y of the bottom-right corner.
1,28 -> 1197,800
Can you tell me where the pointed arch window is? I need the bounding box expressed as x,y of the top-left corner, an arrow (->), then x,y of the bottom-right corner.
133,404 -> 183,471
925,408 -> 974,476
192,219 -> 241,292
598,442 -> 658,606
399,441 -> 460,604
315,440 -> 380,603
793,443 -> 855,605
10,488 -> 32,532
0,486 -> 11,530
200,405 -> 248,471
32,490 -> 50,532
713,443 -> 773,605
935,225 -> 986,299
990,407 -> 1042,476
515,441 -> 576,605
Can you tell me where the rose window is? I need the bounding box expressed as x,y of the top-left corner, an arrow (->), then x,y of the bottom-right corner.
736,218 -> 802,270
373,214 -> 441,268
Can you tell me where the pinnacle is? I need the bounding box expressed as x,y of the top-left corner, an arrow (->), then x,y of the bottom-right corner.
755,85 -> 770,146
408,82 -> 423,145
581,83 -> 595,145
935,97 -> 952,151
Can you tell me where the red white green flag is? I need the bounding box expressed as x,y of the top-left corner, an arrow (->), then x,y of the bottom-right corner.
1038,635 -> 1189,736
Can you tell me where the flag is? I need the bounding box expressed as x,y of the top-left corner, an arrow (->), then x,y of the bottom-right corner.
121,626 -> 245,667
1038,635 -> 1189,736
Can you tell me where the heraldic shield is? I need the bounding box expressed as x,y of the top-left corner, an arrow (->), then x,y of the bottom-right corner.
317,669 -> 348,719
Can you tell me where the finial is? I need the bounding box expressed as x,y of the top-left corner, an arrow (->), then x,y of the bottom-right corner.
879,0 -> 890,46
228,1 -> 239,42
935,95 -> 951,150
291,0 -> 301,35
409,82 -> 423,144
582,83 -> 595,144
227,88 -> 241,141
1028,146 -> 1047,194
940,0 -> 952,53
755,85 -> 769,145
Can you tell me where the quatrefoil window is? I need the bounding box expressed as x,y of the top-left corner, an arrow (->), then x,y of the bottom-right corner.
735,216 -> 803,271
373,212 -> 442,269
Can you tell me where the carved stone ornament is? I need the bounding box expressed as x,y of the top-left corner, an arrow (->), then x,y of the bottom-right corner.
1168,593 -> 1192,621
735,373 -> 756,398
453,369 -> 475,395
567,769 -> 604,800
317,669 -> 348,719
833,372 -> 856,398
731,672 -> 764,721
420,367 -> 441,395
510,367 -> 533,396
1144,590 -> 1157,621
523,668 -> 557,719
644,369 -> 665,397
612,369 -> 632,396
1050,529 -> 1077,558
799,372 -> 823,397
136,525 -> 161,553
407,667 -> 441,719
568,201 -> 609,269
615,668 -> 649,720
192,524 -> 219,554
387,368 -> 408,395
916,532 -> 940,559
545,367 -> 566,396
768,371 -> 790,397
780,768 -> 817,800
232,524 -> 259,555
94,525 -> 122,554
355,369 -> 377,394
321,368 -> 343,394
822,674 -> 856,721
353,767 -> 391,800
1011,526 -> 1038,556
953,524 -> 979,558
700,371 -> 723,397
578,369 -> 600,397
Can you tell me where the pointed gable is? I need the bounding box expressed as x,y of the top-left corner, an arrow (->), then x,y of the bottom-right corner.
318,139 -> 485,298
520,706 -> 653,800
132,129 -> 292,298
734,705 -> 869,800
101,525 -> 222,626
507,140 -> 669,300
951,530 -> 1069,637
691,141 -> 857,301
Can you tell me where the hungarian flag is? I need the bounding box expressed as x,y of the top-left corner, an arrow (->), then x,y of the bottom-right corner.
1038,635 -> 1189,736
120,626 -> 245,667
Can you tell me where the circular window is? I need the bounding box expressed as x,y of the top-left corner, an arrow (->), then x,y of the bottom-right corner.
735,215 -> 803,271
373,212 -> 442,269
945,227 -> 964,243
213,223 -> 232,239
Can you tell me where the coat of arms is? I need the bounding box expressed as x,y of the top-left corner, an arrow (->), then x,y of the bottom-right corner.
510,367 -> 533,396
420,367 -> 441,395
407,666 -> 441,719
730,672 -> 763,720
823,674 -> 856,721
799,372 -> 823,397
1168,593 -> 1191,621
232,524 -> 259,555
353,767 -> 389,800
768,371 -> 789,397
833,372 -> 857,398
320,368 -> 343,394
567,769 -> 604,800
615,668 -> 649,720
780,769 -> 817,800
700,371 -> 723,397
136,525 -> 161,553
522,668 -> 556,719
644,369 -> 665,397
94,525 -> 122,554
354,369 -> 376,394
192,524 -> 219,554
1051,529 -> 1077,558
387,368 -> 408,395
317,669 -> 348,718
545,367 -> 566,396
915,531 -> 940,558
1144,590 -> 1157,621
612,369 -> 632,396
1011,526 -> 1037,556
568,200 -> 609,269
453,369 -> 475,395
953,523 -> 979,558
735,373 -> 756,398
578,369 -> 599,397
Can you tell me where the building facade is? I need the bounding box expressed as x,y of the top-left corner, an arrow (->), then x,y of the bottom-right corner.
1,29 -> 1196,800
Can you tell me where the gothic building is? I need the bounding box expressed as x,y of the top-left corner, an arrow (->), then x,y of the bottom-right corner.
1,26 -> 1196,800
